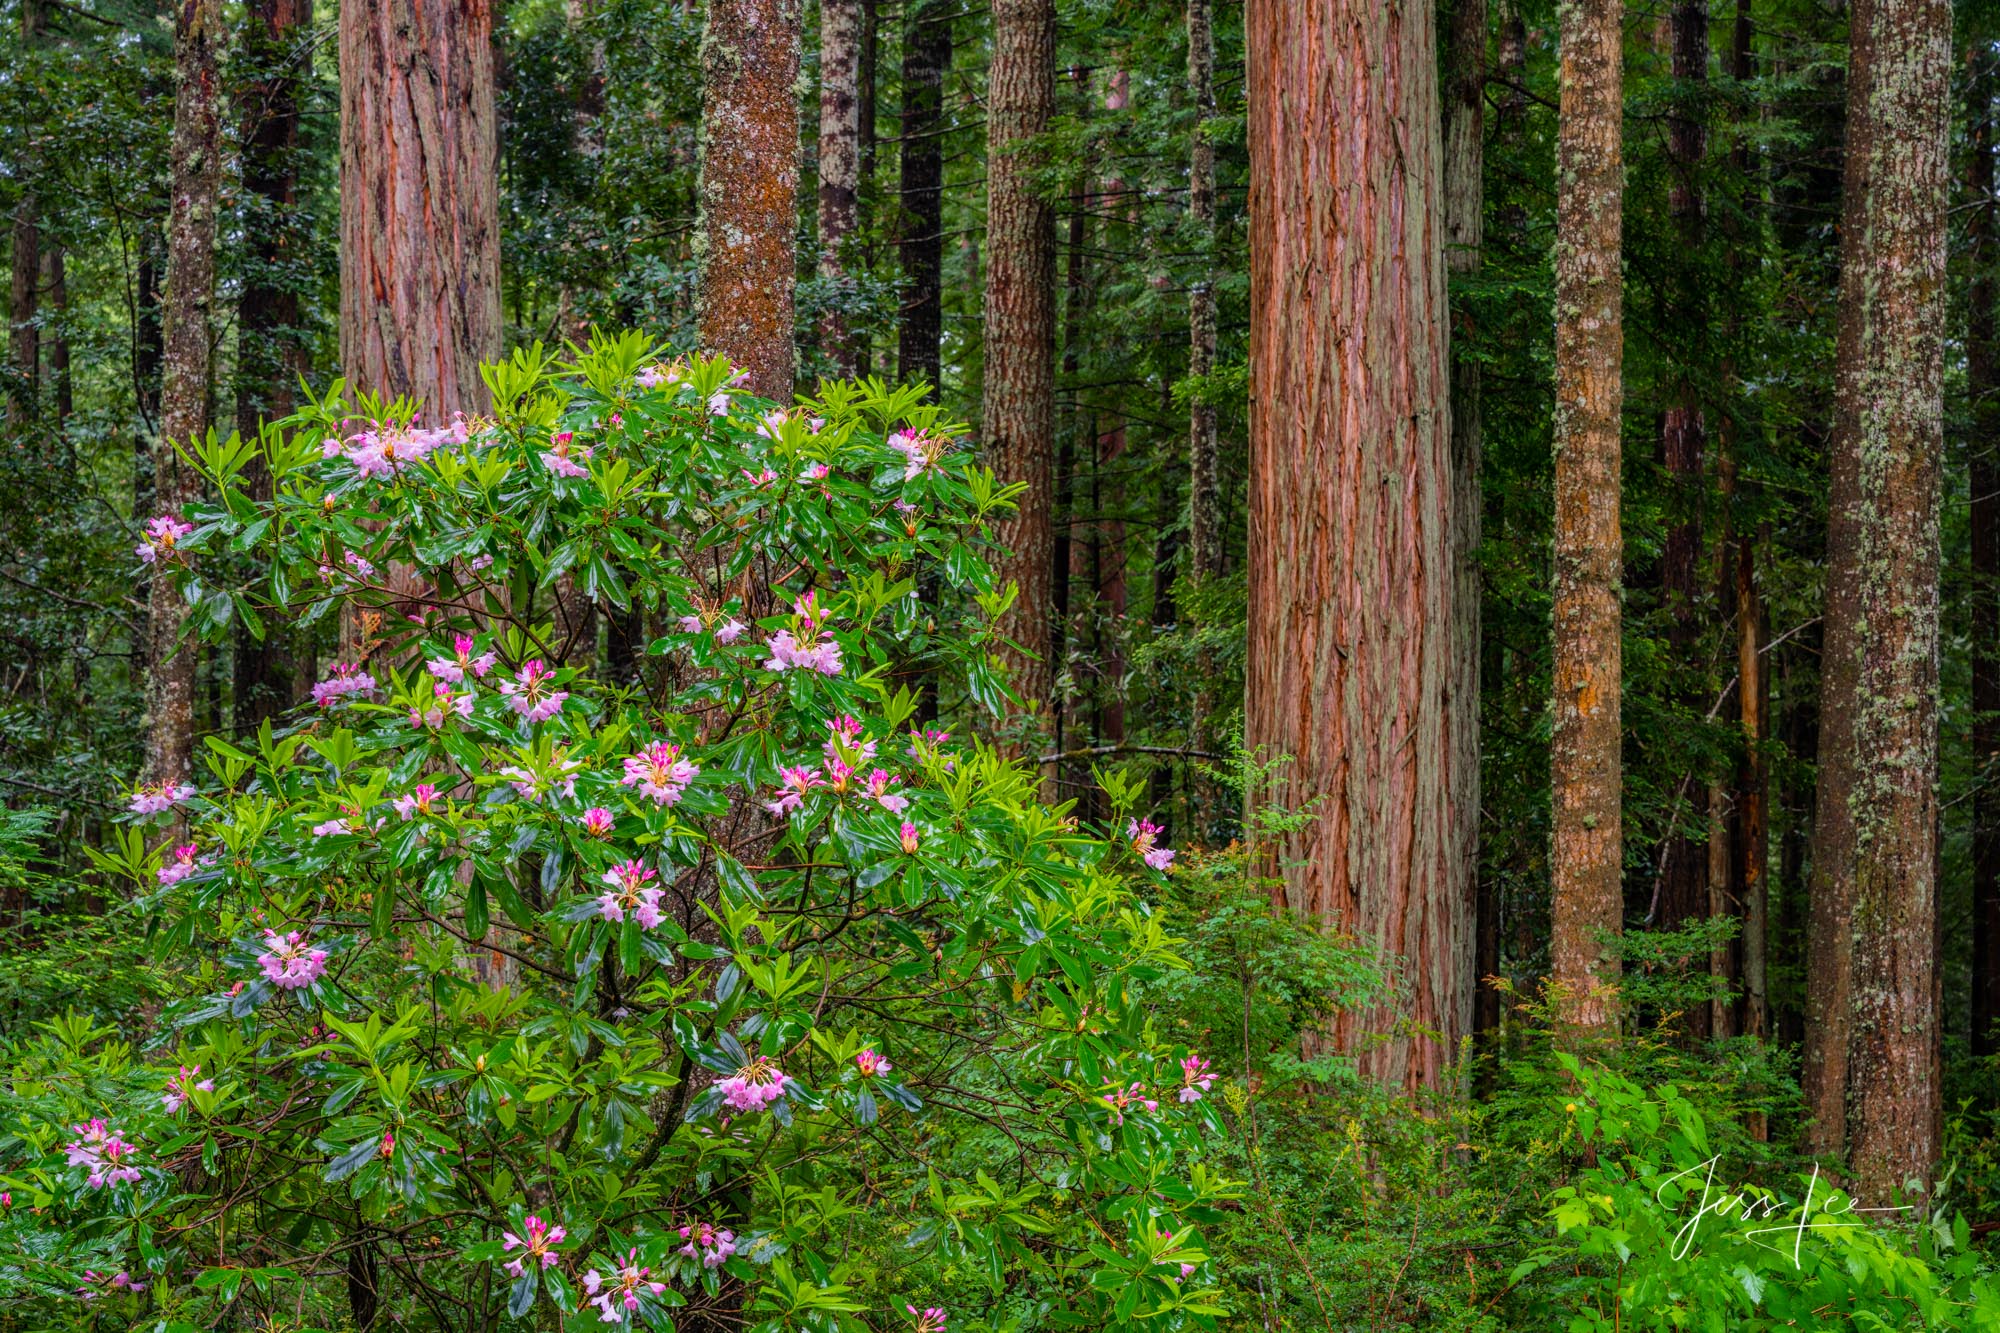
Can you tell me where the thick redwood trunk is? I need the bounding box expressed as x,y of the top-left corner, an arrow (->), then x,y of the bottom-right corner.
144,0 -> 225,789
817,0 -> 862,376
698,0 -> 801,401
340,0 -> 502,417
1245,0 -> 1470,1089
985,0 -> 1058,725
1549,0 -> 1626,1036
896,0 -> 950,393
1809,0 -> 1948,1202
1974,48 -> 2000,1061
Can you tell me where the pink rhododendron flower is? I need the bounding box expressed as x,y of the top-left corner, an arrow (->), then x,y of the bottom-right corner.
634,362 -> 682,390
311,662 -> 378,707
1157,1230 -> 1198,1281
706,390 -> 732,416
128,782 -> 194,816
426,633 -> 497,684
500,1214 -> 567,1278
863,769 -> 908,814
900,822 -> 922,854
765,765 -> 823,816
1105,1082 -> 1159,1126
854,1049 -> 891,1078
498,659 -> 567,723
343,549 -> 377,580
584,1251 -> 668,1322
65,1119 -> 141,1188
802,462 -> 831,483
468,552 -> 494,572
822,714 -> 877,767
905,727 -> 954,769
135,513 -> 194,564
717,1056 -> 790,1114
677,614 -> 702,633
1178,1054 -> 1217,1103
1127,818 -> 1176,872
257,929 -> 329,990
716,618 -> 747,644
676,1221 -> 738,1268
498,754 -> 581,803
596,860 -> 665,928
77,1269 -> 147,1300
907,1306 -> 947,1333
162,1065 -> 214,1114
157,843 -> 199,886
621,741 -> 698,806
409,682 -> 474,730
888,428 -> 954,480
392,783 -> 440,820
741,465 -> 779,488
540,431 -> 593,478
764,593 -> 843,674
578,806 -> 616,837
823,759 -> 857,795
328,416 -> 467,478
379,1130 -> 395,1159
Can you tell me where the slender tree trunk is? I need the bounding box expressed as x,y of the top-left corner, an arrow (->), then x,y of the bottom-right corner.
818,0 -> 862,376
340,0 -> 502,418
896,0 -> 950,393
985,0 -> 1058,727
698,0 -> 801,401
1809,0 -> 1948,1202
1186,0 -> 1220,588
1549,0 -> 1625,1036
144,0 -> 225,790
42,243 -> 67,432
1973,47 -> 2000,1061
9,209 -> 37,431
1734,522 -> 1769,1041
1245,0 -> 1469,1090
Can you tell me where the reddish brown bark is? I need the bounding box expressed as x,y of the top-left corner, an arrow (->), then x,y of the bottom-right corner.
144,0 -> 225,789
1245,0 -> 1471,1089
1973,48 -> 2000,1061
9,0 -> 37,433
818,0 -> 862,376
1186,0 -> 1220,588
42,244 -> 66,430
985,0 -> 1058,725
1550,0 -> 1625,1036
698,0 -> 801,401
340,0 -> 502,419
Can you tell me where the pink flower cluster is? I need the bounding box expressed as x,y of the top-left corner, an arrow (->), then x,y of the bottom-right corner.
409,683 -> 473,729
427,633 -> 497,683
135,514 -> 194,564
621,741 -> 698,806
888,428 -> 954,480
854,1049 -> 892,1078
718,1057 -> 790,1115
677,1221 -> 739,1268
578,806 -> 616,837
392,783 -> 440,820
583,1251 -> 668,1322
312,662 -> 378,707
77,1270 -> 148,1300
499,659 -> 567,723
499,754 -> 581,803
1105,1082 -> 1159,1126
256,929 -> 329,990
541,430 -> 594,478
634,362 -> 682,391
157,843 -> 199,886
753,407 -> 825,440
900,821 -> 922,854
597,861 -> 665,929
907,1305 -> 948,1333
765,765 -> 824,816
862,768 -> 908,814
1127,818 -> 1176,872
905,727 -> 954,769
823,715 -> 876,766
162,1064 -> 214,1114
764,592 -> 842,675
1178,1054 -> 1216,1104
323,415 -> 469,479
677,611 -> 748,643
501,1214 -> 567,1278
128,782 -> 194,816
65,1119 -> 141,1188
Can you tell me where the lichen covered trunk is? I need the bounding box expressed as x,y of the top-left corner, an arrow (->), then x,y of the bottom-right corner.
984,0 -> 1058,725
817,0 -> 862,376
1549,0 -> 1625,1036
1244,0 -> 1470,1090
698,0 -> 802,401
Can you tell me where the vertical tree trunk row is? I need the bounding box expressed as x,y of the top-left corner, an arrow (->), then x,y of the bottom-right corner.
1549,0 -> 1626,1036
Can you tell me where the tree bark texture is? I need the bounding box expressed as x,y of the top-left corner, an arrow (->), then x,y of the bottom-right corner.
698,0 -> 801,402
1549,0 -> 1625,1036
1244,0 -> 1471,1090
1809,0 -> 1948,1203
144,0 -> 225,789
42,244 -> 67,429
1186,0 -> 1221,587
340,0 -> 502,419
896,0 -> 949,393
985,0 -> 1058,725
818,0 -> 862,376
1973,48 -> 2000,1061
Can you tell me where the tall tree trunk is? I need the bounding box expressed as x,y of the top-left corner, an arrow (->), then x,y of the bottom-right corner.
1549,0 -> 1625,1036
144,0 -> 225,789
1973,46 -> 2000,1061
236,0 -> 311,734
896,0 -> 950,393
1244,0 -> 1469,1090
818,0 -> 862,376
985,0 -> 1058,728
1186,0 -> 1220,588
1809,0 -> 1948,1202
7,0 -> 37,431
1443,0 -> 1489,1042
698,0 -> 801,401
42,243 -> 67,433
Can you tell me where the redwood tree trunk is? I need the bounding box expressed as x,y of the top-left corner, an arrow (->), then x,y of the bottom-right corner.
1186,0 -> 1221,587
1244,0 -> 1471,1090
985,0 -> 1058,724
698,0 -> 801,401
340,0 -> 502,418
1974,47 -> 2000,1061
896,0 -> 950,393
144,0 -> 225,789
818,0 -> 862,376
1549,0 -> 1626,1036
1810,0 -> 1948,1203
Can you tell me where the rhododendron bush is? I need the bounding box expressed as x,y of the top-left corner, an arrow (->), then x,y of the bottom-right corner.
0,335 -> 1236,1331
